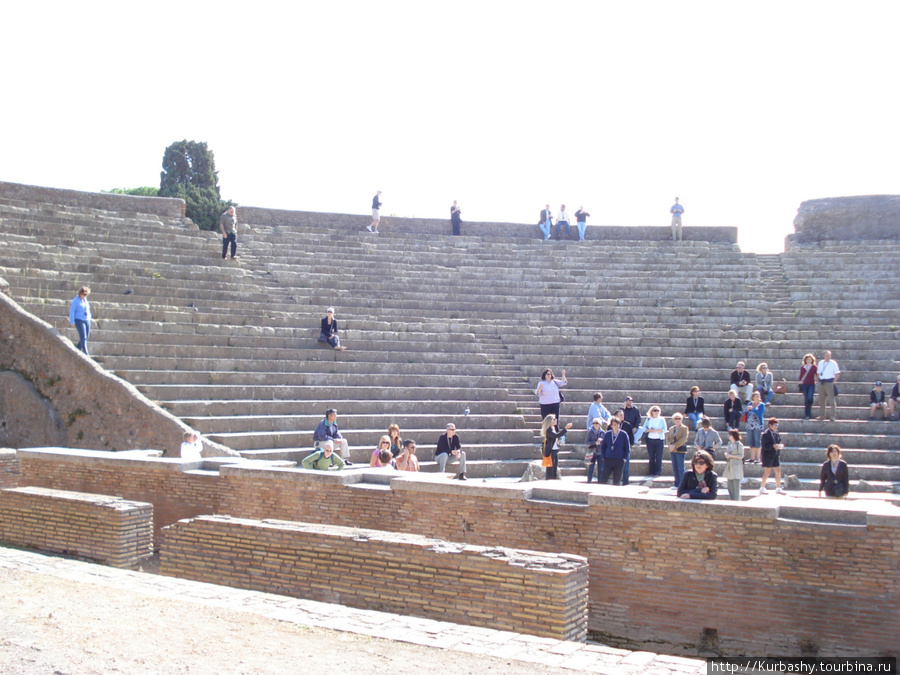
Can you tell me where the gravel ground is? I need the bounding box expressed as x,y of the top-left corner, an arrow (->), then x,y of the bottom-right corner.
0,565 -> 579,675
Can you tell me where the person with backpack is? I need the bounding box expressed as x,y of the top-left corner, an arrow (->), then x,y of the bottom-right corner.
302,440 -> 345,471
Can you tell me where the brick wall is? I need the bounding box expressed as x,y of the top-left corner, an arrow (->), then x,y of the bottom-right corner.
161,515 -> 588,641
18,449 -> 900,656
0,449 -> 20,488
0,180 -> 185,219
0,486 -> 153,568
238,205 -> 739,244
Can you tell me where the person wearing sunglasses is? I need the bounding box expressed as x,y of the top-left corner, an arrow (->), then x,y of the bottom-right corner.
677,449 -> 719,500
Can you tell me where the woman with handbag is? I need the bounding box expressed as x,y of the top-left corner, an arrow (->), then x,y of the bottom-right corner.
744,391 -> 766,464
798,354 -> 817,420
819,444 -> 850,499
535,368 -> 567,421
540,414 -> 572,480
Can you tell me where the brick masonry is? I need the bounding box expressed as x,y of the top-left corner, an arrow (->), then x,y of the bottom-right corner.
0,448 -> 21,488
0,485 -> 153,568
161,515 -> 588,641
17,448 -> 900,657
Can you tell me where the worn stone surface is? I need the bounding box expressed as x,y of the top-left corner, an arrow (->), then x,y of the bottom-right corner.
789,195 -> 900,245
0,371 -> 66,448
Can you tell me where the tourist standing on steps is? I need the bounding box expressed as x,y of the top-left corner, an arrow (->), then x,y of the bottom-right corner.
744,391 -> 765,464
677,450 -> 718,499
541,414 -> 572,480
539,204 -> 553,240
670,197 -> 684,241
723,430 -> 745,501
585,418 -> 605,483
798,353 -> 817,420
816,350 -> 841,421
68,285 -> 92,355
758,417 -> 786,495
620,398 -> 642,486
639,406 -> 667,478
219,206 -> 238,261
685,385 -> 705,430
586,392 -> 611,431
818,444 -> 849,498
318,307 -> 346,351
694,418 -> 722,457
435,423 -> 466,480
598,417 -> 630,485
368,191 -> 382,233
574,206 -> 590,241
556,204 -> 571,240
313,408 -> 352,465
450,200 -> 462,235
730,361 -> 753,404
535,368 -> 567,420
666,413 -> 689,493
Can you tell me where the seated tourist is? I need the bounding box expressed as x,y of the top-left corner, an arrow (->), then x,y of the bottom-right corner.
755,363 -> 775,404
436,423 -> 466,480
684,386 -> 705,430
388,424 -> 403,457
318,307 -> 346,351
370,435 -> 393,467
372,448 -> 396,469
723,390 -> 743,431
677,449 -> 719,500
870,381 -> 888,421
890,374 -> 900,421
301,440 -> 345,471
395,439 -> 420,472
180,429 -> 202,461
694,418 -> 722,456
730,361 -> 753,404
313,408 -> 352,465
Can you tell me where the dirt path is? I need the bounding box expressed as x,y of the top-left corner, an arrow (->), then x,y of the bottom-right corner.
0,566 -> 580,675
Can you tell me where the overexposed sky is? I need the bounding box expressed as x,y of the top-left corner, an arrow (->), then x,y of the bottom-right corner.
2,1 -> 898,252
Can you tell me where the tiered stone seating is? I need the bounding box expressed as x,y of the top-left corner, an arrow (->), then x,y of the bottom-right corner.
1,184 -> 898,493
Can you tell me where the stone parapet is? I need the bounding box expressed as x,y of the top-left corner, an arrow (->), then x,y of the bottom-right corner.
0,485 -> 153,567
0,449 -> 21,489
161,515 -> 588,641
0,180 -> 185,219
238,205 -> 738,243
788,195 -> 900,246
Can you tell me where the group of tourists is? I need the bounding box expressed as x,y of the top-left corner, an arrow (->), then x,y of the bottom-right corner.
535,351 -> 865,500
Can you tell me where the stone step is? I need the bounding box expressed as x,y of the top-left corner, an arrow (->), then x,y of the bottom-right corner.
164,398 -> 519,417
183,413 -> 525,434
138,383 -> 508,402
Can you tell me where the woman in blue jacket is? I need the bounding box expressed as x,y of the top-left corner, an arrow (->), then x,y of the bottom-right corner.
68,286 -> 92,355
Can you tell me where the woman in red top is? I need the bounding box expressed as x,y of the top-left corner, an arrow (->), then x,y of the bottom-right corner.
798,353 -> 817,420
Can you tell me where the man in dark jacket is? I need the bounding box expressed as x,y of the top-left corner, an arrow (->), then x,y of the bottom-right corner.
598,418 -> 631,485
435,423 -> 466,480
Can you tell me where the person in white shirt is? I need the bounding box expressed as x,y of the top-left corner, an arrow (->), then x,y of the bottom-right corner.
816,350 -> 841,421
670,197 -> 684,241
586,392 -> 611,430
180,430 -> 202,461
556,204 -> 571,240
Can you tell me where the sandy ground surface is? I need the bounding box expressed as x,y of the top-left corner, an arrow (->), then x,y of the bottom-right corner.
0,565 -> 579,675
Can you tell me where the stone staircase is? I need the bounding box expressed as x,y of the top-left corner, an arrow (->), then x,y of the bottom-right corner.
1,184 -> 899,492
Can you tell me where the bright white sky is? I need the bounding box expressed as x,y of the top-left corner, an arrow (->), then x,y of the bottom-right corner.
2,1 -> 898,253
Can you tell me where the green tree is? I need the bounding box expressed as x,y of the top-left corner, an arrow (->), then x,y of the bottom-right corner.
103,187 -> 159,197
159,140 -> 232,230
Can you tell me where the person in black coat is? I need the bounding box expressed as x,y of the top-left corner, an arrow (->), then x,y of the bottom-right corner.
318,307 -> 345,351
541,414 -> 572,480
819,444 -> 850,498
677,450 -> 719,499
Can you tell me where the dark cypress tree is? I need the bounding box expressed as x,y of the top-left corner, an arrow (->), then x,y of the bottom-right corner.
159,140 -> 232,230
